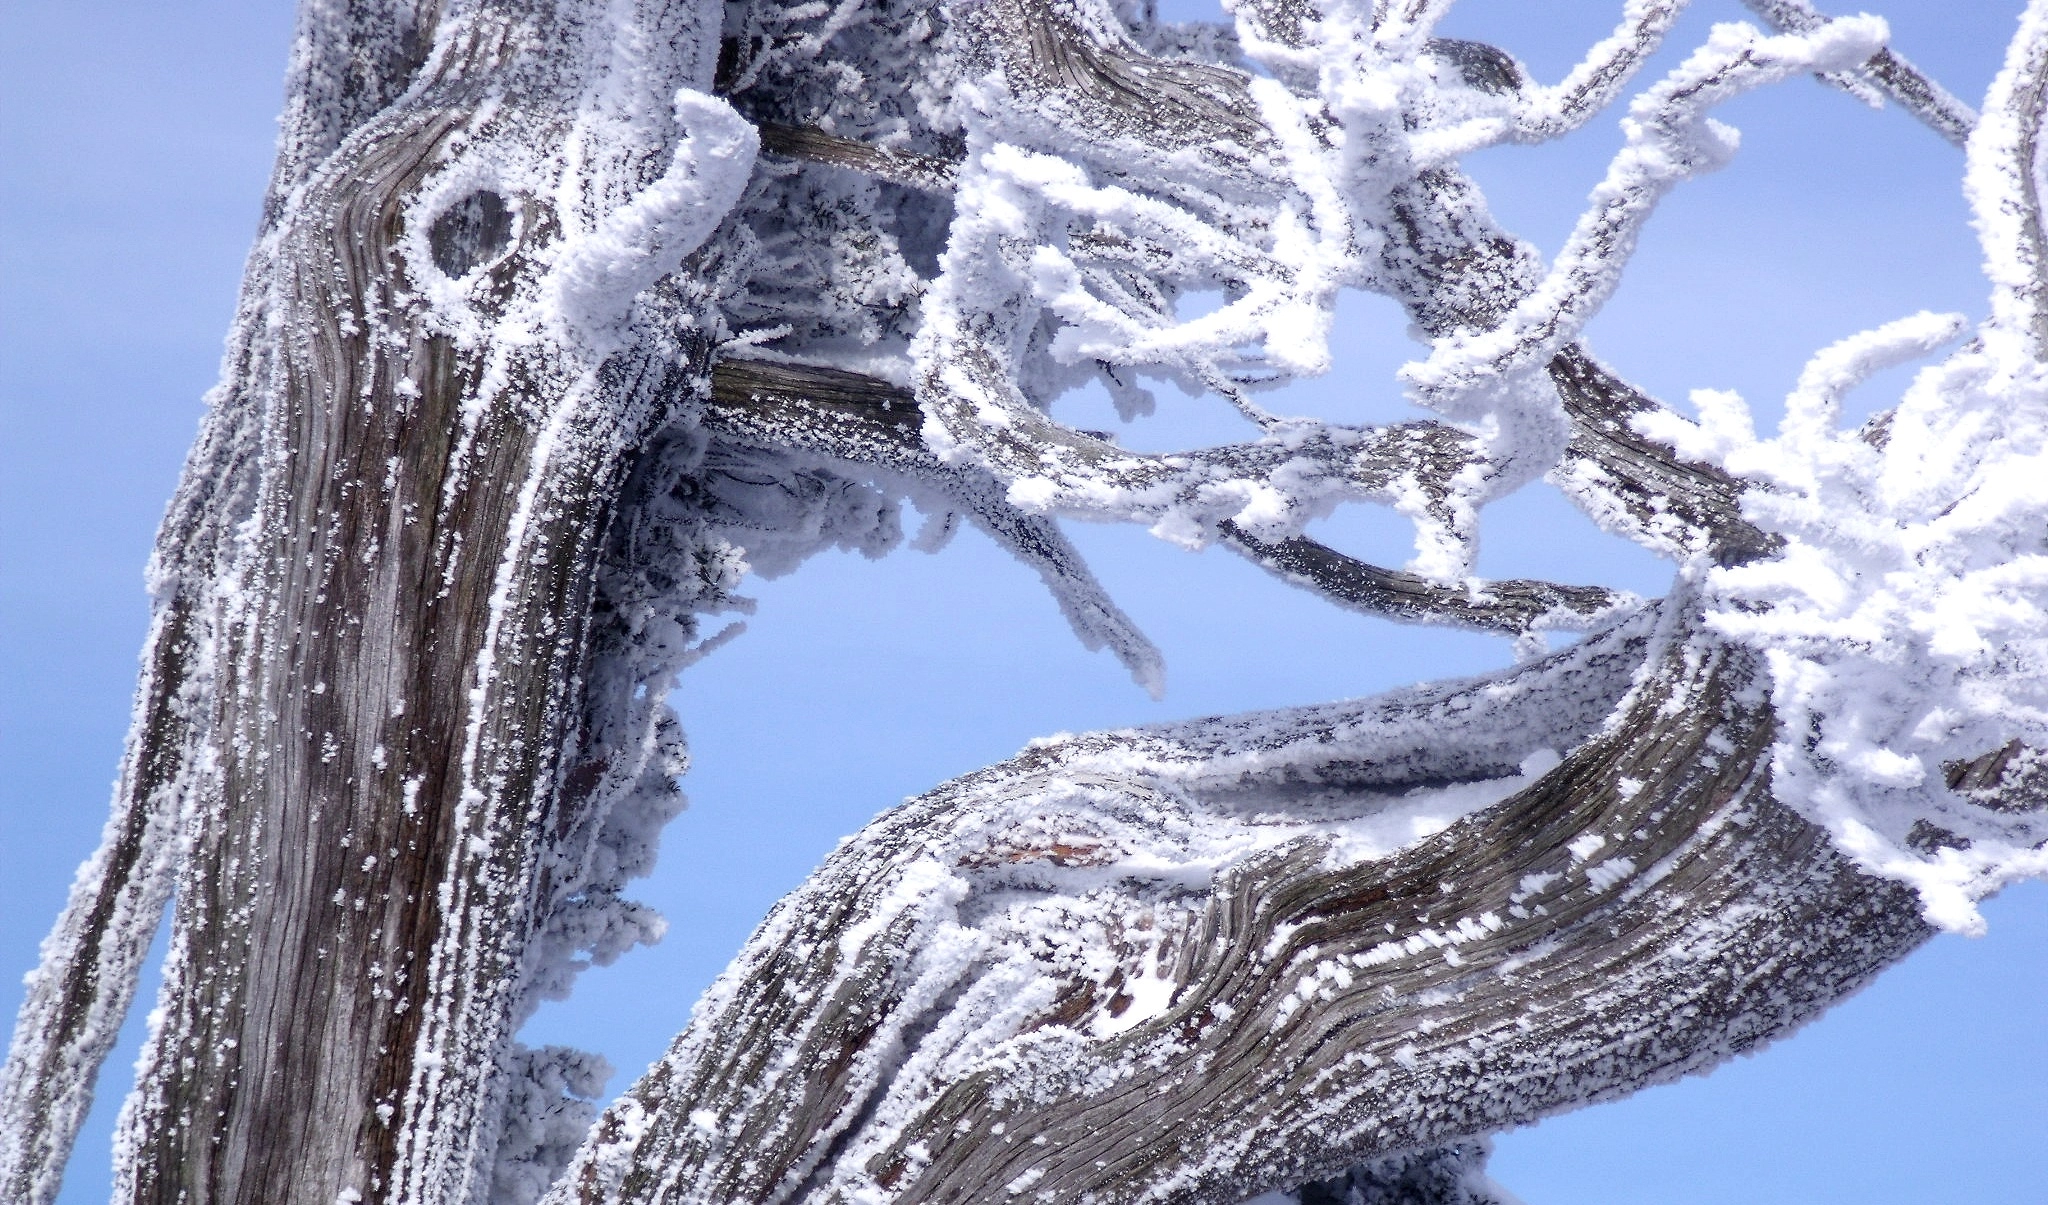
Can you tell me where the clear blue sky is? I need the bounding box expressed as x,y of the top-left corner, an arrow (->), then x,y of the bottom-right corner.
2,2 -> 2042,1202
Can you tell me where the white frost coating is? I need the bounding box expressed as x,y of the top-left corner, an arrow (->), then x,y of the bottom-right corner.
1967,0 -> 2048,367
1402,17 -> 1888,424
885,0 -> 1893,604
23,0 -> 2039,1199
1402,1 -> 1690,160
904,0 -> 1523,560
549,91 -> 759,345
334,1 -> 769,1203
1585,856 -> 1637,892
1596,5 -> 2048,930
491,1044 -> 615,1205
1740,0 -> 1980,146
545,611 -> 1660,1205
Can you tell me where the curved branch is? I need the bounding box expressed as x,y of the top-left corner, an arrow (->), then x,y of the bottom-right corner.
706,360 -> 1622,636
1740,0 -> 1979,146
1547,345 -> 1779,563
550,607 -> 1929,1204
1405,17 -> 1887,417
961,0 -> 1271,171
1216,520 -> 1630,635
1509,1 -> 1689,140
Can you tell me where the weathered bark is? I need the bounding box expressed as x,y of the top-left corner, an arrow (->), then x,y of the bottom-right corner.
0,8 -> 456,1196
547,607 -> 1934,1204
6,2 -> 753,1202
7,0 -> 2038,1203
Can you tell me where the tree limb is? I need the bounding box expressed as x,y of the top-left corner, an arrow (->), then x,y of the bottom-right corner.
1740,0 -> 1979,146
707,359 -> 1623,636
548,607 -> 1930,1204
1215,520 -> 1628,635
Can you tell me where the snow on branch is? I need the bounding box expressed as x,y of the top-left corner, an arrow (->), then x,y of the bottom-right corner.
1970,0 -> 2048,364
1620,87 -> 2048,926
1398,0 -> 1691,158
706,360 -> 1625,642
1217,520 -> 1633,637
546,605 -> 1933,1205
1741,0 -> 1979,145
33,0 -> 2048,1201
1403,16 -> 1889,423
1505,0 -> 1691,140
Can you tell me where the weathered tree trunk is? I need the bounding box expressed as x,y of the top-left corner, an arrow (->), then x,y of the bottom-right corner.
4,3 -> 756,1202
7,0 -> 2043,1203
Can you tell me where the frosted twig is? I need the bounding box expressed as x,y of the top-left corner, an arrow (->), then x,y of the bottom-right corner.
1404,17 -> 1888,417
1217,520 -> 1634,634
1506,0 -> 1690,141
1969,0 -> 2048,362
922,339 -> 1481,542
704,361 -> 1163,687
706,360 -> 1616,638
1370,0 -> 1459,54
1779,311 -> 1967,448
1741,0 -> 1978,146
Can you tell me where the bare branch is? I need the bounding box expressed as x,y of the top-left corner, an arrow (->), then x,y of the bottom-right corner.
1371,164 -> 1777,561
714,355 -> 1474,545
965,0 -> 1271,168
1216,520 -> 1630,636
756,122 -> 959,192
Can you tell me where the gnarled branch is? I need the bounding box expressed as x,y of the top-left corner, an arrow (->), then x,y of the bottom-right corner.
549,608 -> 1929,1204
707,359 -> 1624,636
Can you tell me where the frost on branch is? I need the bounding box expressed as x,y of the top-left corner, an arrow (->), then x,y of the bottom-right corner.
1558,6 -> 2048,932
11,0 -> 2048,1202
564,0 -> 2044,1198
548,603 -> 1932,1205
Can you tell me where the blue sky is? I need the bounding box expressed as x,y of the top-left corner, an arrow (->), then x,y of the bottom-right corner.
2,2 -> 2043,1202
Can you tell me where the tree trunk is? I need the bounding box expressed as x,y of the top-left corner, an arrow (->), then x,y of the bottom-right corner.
7,0 -> 2040,1203
4,3 -> 758,1202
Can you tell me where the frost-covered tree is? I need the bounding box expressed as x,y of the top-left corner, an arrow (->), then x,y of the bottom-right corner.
5,1 -> 2047,1203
